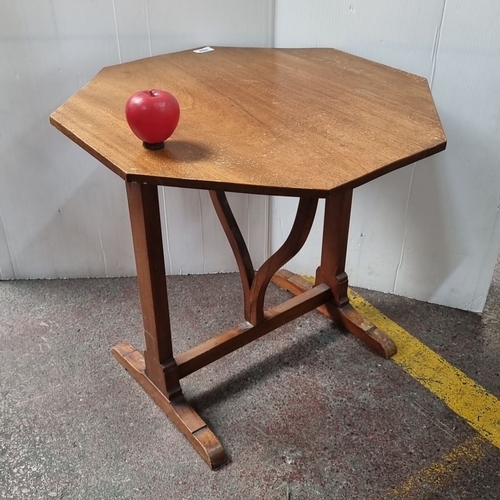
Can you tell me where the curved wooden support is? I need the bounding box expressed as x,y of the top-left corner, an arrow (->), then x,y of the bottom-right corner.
248,197 -> 318,325
210,191 -> 318,325
112,342 -> 227,469
210,191 -> 255,319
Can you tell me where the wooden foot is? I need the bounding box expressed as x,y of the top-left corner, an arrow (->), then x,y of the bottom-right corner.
111,342 -> 227,469
272,270 -> 397,359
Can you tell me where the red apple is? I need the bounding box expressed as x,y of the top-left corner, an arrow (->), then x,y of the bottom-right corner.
125,89 -> 180,149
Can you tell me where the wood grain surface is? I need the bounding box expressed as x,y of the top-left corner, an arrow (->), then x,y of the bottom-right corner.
50,47 -> 446,197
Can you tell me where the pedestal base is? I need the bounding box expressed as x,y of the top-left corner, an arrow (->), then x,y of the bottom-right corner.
272,269 -> 397,359
112,342 -> 227,469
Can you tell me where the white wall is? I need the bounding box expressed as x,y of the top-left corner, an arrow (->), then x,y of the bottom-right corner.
1,0 -> 499,313
272,0 -> 500,312
0,0 -> 273,279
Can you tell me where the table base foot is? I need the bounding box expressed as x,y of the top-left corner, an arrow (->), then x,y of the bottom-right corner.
111,342 -> 227,469
272,270 -> 397,359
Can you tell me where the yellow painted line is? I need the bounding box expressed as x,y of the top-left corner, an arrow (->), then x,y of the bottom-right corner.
347,288 -> 500,450
388,435 -> 486,498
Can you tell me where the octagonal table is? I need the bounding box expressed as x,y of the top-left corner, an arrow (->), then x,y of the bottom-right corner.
50,47 -> 446,468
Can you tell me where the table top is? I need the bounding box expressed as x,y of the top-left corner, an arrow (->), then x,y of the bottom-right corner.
50,47 -> 446,197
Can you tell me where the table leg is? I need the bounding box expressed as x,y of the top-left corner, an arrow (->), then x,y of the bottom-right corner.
272,190 -> 397,359
111,182 -> 226,468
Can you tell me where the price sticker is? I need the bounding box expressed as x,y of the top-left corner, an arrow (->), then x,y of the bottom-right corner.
193,46 -> 214,54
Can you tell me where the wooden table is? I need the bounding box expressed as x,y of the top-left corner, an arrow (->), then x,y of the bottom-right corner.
50,47 -> 446,468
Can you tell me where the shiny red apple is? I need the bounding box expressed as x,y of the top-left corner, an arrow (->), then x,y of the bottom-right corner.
125,89 -> 180,149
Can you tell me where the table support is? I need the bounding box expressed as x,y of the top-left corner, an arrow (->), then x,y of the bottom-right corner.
272,189 -> 397,359
113,182 -> 226,468
113,183 -> 395,469
210,191 -> 318,325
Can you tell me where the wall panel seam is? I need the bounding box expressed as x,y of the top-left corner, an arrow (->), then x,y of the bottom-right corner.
111,0 -> 123,63
430,0 -> 448,88
392,164 -> 416,293
0,207 -> 16,279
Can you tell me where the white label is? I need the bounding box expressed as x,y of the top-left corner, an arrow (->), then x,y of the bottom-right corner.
193,46 -> 214,54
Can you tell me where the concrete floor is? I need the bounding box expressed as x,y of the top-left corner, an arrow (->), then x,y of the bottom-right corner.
1,266 -> 499,499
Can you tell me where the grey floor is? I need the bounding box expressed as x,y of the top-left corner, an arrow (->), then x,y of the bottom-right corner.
1,264 -> 499,499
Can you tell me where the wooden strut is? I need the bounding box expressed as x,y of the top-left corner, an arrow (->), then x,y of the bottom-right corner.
114,183 -> 396,470
175,283 -> 332,378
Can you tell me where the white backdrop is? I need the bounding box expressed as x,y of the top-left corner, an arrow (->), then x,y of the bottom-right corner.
272,0 -> 500,312
1,0 -> 499,313
0,0 -> 272,280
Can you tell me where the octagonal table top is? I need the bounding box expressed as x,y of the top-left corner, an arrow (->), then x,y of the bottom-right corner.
50,47 -> 446,197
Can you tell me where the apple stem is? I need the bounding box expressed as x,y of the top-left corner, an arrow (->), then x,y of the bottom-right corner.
148,90 -> 156,97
